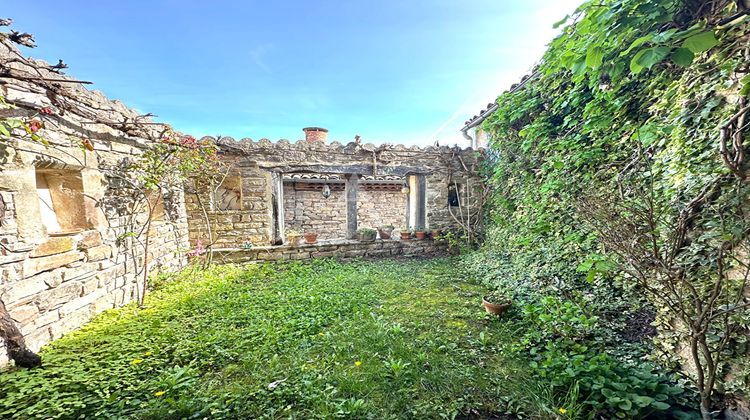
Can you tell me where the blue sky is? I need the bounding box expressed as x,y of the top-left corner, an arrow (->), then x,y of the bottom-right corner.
8,0 -> 581,146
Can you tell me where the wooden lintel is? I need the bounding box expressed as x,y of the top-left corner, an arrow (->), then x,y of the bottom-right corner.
261,164 -> 372,175
378,166 -> 431,176
260,164 -> 431,176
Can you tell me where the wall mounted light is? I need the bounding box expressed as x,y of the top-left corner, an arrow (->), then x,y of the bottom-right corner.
401,181 -> 410,194
321,183 -> 331,199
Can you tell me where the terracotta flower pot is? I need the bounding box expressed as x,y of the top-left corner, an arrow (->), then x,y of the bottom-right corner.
400,231 -> 411,240
287,235 -> 301,247
482,297 -> 512,315
378,227 -> 393,240
415,231 -> 427,240
304,233 -> 318,244
430,229 -> 441,239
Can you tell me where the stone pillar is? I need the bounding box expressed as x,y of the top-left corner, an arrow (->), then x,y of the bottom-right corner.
271,172 -> 285,244
415,175 -> 426,229
407,174 -> 426,229
345,174 -> 359,239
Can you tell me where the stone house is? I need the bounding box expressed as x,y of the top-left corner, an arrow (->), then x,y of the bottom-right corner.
185,128 -> 481,249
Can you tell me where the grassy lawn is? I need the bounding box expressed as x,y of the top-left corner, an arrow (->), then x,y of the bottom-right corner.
0,258 -> 545,419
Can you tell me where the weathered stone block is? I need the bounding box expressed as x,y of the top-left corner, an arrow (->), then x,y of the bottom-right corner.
77,230 -> 102,249
59,287 -> 106,316
0,251 -> 26,265
84,244 -> 111,262
29,236 -> 75,257
35,281 -> 83,311
21,309 -> 60,335
2,274 -> 49,303
49,307 -> 91,340
23,251 -> 83,277
9,303 -> 39,324
23,326 -> 51,353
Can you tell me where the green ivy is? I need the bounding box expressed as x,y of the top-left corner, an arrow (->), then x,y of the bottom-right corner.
467,0 -> 750,416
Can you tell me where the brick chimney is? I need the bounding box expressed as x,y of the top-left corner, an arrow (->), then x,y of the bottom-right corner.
302,127 -> 328,143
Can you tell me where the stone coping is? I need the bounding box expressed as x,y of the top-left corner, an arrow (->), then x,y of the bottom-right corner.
210,136 -> 479,154
210,238 -> 448,262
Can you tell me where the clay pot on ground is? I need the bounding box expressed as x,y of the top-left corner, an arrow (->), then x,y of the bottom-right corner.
400,231 -> 412,240
378,226 -> 394,240
482,296 -> 512,316
357,229 -> 377,242
430,229 -> 441,240
415,231 -> 427,240
304,233 -> 318,244
286,234 -> 301,247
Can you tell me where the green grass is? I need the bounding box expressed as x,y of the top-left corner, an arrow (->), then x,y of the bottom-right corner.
0,258 -> 551,419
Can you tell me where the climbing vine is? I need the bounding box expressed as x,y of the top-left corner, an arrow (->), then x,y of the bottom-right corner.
123,131 -> 223,304
472,0 -> 750,417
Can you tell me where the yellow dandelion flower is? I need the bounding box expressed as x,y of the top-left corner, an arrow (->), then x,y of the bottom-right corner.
154,391 -> 165,397
558,407 -> 567,414
318,332 -> 324,336
130,359 -> 143,365
354,360 -> 362,367
144,351 -> 152,356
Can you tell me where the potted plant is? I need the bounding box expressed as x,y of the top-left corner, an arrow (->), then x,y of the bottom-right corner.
430,228 -> 441,240
482,290 -> 512,315
357,227 -> 377,242
399,226 -> 412,240
378,225 -> 395,240
304,232 -> 318,244
286,229 -> 301,246
414,228 -> 427,240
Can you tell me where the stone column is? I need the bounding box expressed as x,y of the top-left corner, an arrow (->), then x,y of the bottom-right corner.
271,172 -> 285,244
414,175 -> 426,229
407,174 -> 426,229
345,174 -> 359,239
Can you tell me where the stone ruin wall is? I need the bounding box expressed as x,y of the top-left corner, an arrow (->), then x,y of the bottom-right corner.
283,185 -> 348,240
0,42 -> 189,364
356,190 -> 407,232
185,138 -> 481,248
184,157 -> 272,249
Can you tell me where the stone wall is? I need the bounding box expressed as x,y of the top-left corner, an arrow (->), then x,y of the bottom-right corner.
0,42 -> 189,365
184,162 -> 272,249
212,237 -> 448,263
357,190 -> 407,230
283,184 -> 347,240
186,138 -> 482,247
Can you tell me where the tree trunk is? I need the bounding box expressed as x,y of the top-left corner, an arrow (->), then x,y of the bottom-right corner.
139,191 -> 159,307
0,298 -> 41,368
194,192 -> 214,267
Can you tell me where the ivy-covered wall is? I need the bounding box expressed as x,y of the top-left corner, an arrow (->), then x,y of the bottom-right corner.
468,0 -> 750,417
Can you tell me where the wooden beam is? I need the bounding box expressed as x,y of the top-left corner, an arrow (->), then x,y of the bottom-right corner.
345,174 -> 359,239
262,164 -> 372,175
259,164 -> 431,177
378,166 -> 431,176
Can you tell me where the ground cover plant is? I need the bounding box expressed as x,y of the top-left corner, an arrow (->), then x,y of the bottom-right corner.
0,258 -> 575,419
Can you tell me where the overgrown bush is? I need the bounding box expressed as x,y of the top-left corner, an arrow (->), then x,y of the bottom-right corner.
469,0 -> 750,417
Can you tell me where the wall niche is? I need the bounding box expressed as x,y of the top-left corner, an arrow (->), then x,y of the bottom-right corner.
35,168 -> 89,234
212,176 -> 243,211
